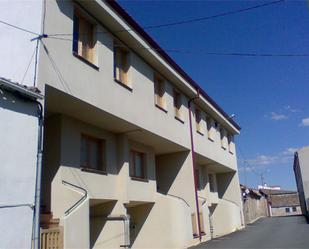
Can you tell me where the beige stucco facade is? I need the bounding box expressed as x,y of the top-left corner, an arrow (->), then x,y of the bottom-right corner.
34,0 -> 244,248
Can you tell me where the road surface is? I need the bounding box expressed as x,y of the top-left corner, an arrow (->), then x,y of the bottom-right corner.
192,215 -> 309,249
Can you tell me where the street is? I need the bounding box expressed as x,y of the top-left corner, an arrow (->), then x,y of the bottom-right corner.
192,216 -> 309,249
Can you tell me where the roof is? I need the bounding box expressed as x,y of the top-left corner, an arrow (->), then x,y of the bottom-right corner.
240,184 -> 263,199
0,77 -> 43,100
270,193 -> 300,208
259,189 -> 297,196
106,0 -> 241,131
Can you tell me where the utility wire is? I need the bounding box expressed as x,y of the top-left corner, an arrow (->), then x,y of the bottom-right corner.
47,36 -> 309,57
48,0 -> 285,37
21,46 -> 37,84
0,19 -> 39,36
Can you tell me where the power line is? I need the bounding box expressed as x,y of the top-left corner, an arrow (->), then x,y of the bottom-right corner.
0,19 -> 39,36
46,36 -> 309,57
48,0 -> 285,37
20,46 -> 37,84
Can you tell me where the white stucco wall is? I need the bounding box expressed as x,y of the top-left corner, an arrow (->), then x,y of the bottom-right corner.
0,0 -> 43,86
0,89 -> 39,248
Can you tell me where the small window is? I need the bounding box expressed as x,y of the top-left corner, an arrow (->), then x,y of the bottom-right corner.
80,135 -> 105,172
220,128 -> 226,149
292,207 -> 297,212
173,89 -> 183,121
228,134 -> 233,153
114,43 -> 130,86
130,150 -> 146,179
73,10 -> 96,64
206,116 -> 213,140
195,108 -> 203,134
154,74 -> 166,111
209,174 -> 215,192
285,207 -> 290,213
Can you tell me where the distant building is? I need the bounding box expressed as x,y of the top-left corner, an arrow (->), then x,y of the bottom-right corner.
293,146 -> 309,220
0,77 -> 43,248
240,184 -> 268,224
259,189 -> 301,217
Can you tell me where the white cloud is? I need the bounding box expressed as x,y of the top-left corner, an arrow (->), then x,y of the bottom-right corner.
300,117 -> 309,127
282,147 -> 298,156
285,105 -> 301,113
270,112 -> 288,121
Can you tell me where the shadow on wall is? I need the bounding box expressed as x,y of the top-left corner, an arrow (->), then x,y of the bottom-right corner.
216,171 -> 235,199
155,151 -> 190,194
127,203 -> 154,247
90,200 -> 117,248
0,89 -> 38,117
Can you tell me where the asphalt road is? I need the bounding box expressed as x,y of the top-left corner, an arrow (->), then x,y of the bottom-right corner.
192,215 -> 309,249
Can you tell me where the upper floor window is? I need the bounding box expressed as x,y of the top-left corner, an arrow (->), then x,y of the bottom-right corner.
208,174 -> 215,192
228,134 -> 234,153
154,74 -> 167,111
130,150 -> 146,180
114,42 -> 130,87
195,108 -> 204,135
80,134 -> 105,172
73,10 -> 96,65
220,128 -> 227,149
206,116 -> 214,141
173,89 -> 183,121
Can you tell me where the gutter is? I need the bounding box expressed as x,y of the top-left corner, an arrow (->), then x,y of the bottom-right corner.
106,215 -> 130,248
188,90 -> 202,241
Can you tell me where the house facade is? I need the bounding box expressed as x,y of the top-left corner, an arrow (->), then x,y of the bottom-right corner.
0,78 -> 43,248
1,0 -> 243,248
294,146 -> 309,220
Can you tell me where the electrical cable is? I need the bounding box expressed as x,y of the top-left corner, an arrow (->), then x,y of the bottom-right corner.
0,19 -> 39,36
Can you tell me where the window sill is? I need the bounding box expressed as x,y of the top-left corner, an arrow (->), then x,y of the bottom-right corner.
80,167 -> 107,175
114,78 -> 133,92
229,150 -> 234,155
155,104 -> 168,113
175,116 -> 184,124
73,52 -> 99,71
197,130 -> 204,136
208,137 -> 214,142
130,176 -> 149,182
221,146 -> 227,150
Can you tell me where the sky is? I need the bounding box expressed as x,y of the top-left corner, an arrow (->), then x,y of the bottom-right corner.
118,0 -> 309,190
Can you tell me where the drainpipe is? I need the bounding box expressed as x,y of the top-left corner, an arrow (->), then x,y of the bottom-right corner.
33,101 -> 44,249
106,215 -> 130,248
188,89 -> 202,241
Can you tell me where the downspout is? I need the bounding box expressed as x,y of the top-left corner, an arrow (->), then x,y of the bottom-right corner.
188,89 -> 202,241
33,101 -> 44,249
106,215 -> 130,248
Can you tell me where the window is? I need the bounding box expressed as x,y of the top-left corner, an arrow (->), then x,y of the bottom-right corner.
228,134 -> 234,153
209,174 -> 215,192
80,135 -> 105,172
114,43 -> 130,86
206,116 -> 213,140
285,207 -> 290,213
173,89 -> 183,121
195,108 -> 203,134
195,169 -> 201,190
220,128 -> 226,149
292,207 -> 297,212
130,150 -> 146,179
73,10 -> 96,65
154,74 -> 166,111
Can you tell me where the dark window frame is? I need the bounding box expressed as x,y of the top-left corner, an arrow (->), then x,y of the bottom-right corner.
130,150 -> 147,180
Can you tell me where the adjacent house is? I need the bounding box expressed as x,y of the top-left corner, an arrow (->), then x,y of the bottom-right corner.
259,189 -> 301,217
0,0 -> 244,248
0,78 -> 43,248
293,146 -> 309,220
240,184 -> 268,224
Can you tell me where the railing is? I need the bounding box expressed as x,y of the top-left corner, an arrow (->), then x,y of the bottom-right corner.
167,193 -> 190,208
40,227 -> 63,249
61,180 -> 88,216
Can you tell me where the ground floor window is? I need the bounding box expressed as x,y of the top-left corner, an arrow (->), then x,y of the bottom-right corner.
285,207 -> 290,213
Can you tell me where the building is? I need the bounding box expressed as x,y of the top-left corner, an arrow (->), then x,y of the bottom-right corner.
0,1 -> 244,248
259,189 -> 301,217
240,185 -> 268,224
0,78 -> 43,248
294,146 -> 309,220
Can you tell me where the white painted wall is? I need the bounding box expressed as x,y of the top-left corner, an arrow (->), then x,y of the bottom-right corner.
0,89 -> 39,248
0,0 -> 43,86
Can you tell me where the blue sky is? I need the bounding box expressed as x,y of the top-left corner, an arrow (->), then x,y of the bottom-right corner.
119,0 -> 309,190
